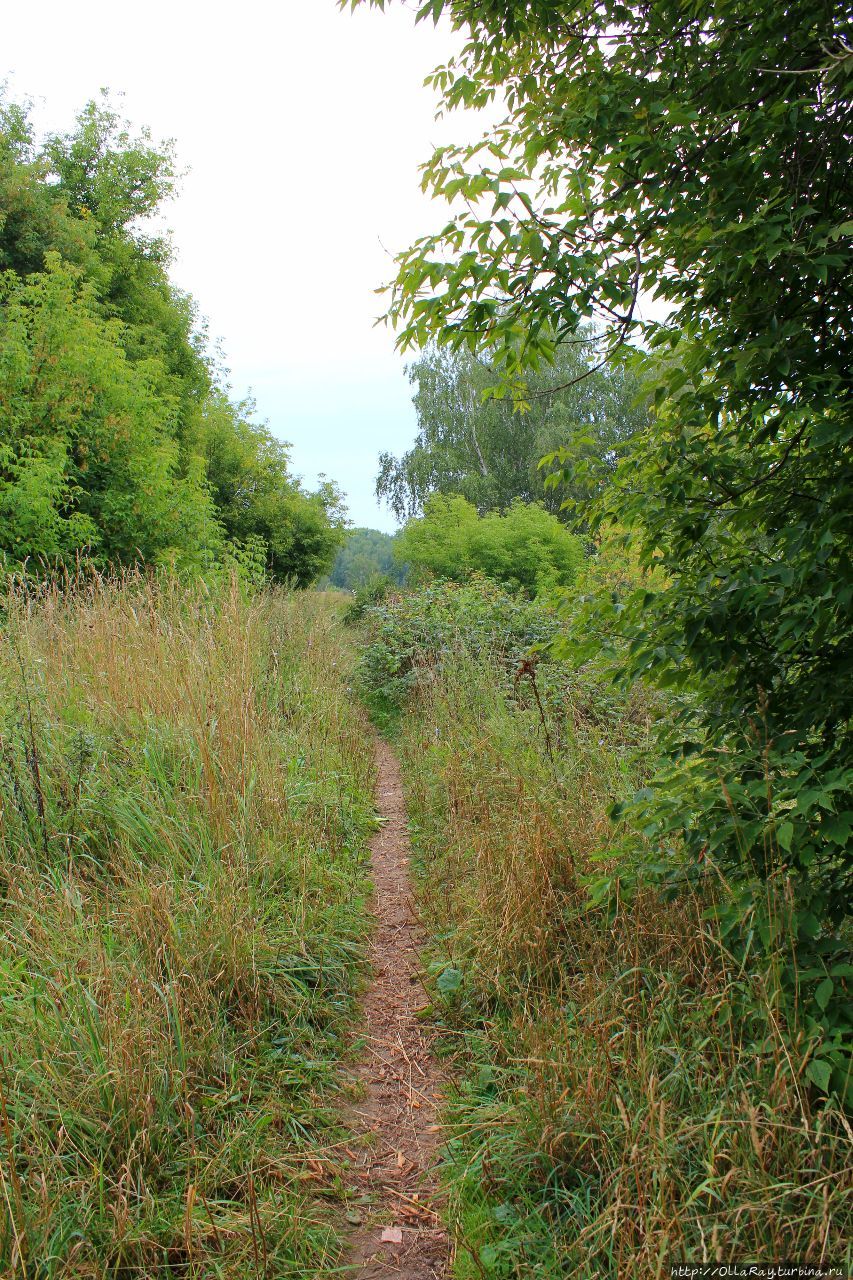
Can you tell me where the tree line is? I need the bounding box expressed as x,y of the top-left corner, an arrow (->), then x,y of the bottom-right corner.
377,339 -> 648,520
0,93 -> 345,584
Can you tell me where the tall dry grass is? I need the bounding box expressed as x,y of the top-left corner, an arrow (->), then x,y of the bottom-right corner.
396,649 -> 852,1277
0,573 -> 375,1277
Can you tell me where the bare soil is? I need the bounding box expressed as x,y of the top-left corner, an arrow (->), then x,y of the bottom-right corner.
343,738 -> 449,1278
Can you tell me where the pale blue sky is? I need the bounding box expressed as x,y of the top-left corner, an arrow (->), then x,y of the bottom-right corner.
243,366 -> 415,532
4,0 -> 472,532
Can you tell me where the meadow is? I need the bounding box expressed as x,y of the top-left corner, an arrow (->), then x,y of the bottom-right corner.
0,573 -> 849,1277
0,575 -> 375,1277
357,580 -> 853,1277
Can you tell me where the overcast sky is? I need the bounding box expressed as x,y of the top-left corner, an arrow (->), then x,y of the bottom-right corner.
4,0 -> 474,531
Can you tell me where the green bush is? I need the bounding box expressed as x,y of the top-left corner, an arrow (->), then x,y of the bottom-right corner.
356,578 -> 562,728
396,496 -> 584,596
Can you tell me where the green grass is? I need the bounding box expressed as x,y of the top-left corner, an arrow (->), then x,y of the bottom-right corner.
357,586 -> 852,1277
3,573 -> 849,1276
0,576 -> 376,1277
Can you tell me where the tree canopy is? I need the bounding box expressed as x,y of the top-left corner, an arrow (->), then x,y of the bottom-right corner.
377,339 -> 647,520
353,0 -> 853,1082
0,92 -> 345,584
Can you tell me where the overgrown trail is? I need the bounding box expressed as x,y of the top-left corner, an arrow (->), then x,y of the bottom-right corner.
344,739 -> 449,1278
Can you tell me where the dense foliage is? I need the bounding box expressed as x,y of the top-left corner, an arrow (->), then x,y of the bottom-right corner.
397,495 -> 583,595
356,577 -> 564,728
327,526 -> 409,590
354,0 -> 853,1093
377,340 -> 647,520
0,94 -> 345,583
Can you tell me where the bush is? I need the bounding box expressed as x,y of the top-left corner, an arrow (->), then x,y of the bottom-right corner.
355,578 -> 564,731
396,496 -> 584,596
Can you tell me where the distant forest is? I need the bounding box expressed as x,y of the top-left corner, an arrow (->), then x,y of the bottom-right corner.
326,527 -> 407,591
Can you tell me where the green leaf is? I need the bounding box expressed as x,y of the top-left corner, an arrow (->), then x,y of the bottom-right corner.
814,978 -> 834,1012
776,821 -> 794,852
805,1058 -> 832,1093
436,966 -> 463,995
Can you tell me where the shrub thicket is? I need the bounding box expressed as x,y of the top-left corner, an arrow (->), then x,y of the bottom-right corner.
396,496 -> 583,596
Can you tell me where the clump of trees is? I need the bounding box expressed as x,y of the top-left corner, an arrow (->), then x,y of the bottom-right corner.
396,495 -> 583,595
0,93 -> 345,584
327,527 -> 408,591
377,340 -> 647,520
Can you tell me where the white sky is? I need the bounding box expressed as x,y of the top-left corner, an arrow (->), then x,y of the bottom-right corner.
4,0 -> 473,531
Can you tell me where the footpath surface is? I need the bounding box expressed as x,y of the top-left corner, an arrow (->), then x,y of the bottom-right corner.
344,739 -> 449,1279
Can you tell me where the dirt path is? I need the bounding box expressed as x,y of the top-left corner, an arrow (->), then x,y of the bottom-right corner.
343,739 -> 449,1279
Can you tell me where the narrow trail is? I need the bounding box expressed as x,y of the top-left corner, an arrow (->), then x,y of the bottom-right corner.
344,739 -> 449,1279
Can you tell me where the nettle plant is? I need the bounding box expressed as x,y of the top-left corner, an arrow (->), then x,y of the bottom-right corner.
350,0 -> 852,1094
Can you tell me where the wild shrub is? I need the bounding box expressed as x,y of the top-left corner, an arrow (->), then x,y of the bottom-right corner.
354,578 -> 566,732
396,496 -> 584,596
